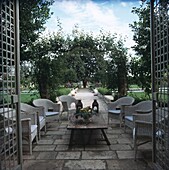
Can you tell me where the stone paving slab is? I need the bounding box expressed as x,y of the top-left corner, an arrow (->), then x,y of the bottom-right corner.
56,151 -> 81,159
23,160 -> 64,170
110,144 -> 132,151
106,159 -> 152,170
64,160 -> 106,170
33,145 -> 56,152
82,151 -> 117,159
117,150 -> 142,159
36,151 -> 58,160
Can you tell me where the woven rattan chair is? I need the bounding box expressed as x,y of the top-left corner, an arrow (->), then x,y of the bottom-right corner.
124,100 -> 152,131
0,107 -> 38,155
133,107 -> 168,160
21,112 -> 38,155
58,95 -> 77,119
33,99 -> 61,122
108,96 -> 135,127
21,103 -> 46,139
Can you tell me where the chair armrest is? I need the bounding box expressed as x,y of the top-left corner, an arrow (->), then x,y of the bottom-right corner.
35,106 -> 45,117
136,109 -> 152,114
21,118 -> 31,121
21,112 -> 37,125
134,120 -> 152,138
124,105 -> 137,116
21,118 -> 31,134
133,113 -> 152,122
135,120 -> 152,125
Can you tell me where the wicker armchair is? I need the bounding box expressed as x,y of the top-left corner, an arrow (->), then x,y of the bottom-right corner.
133,107 -> 168,160
33,99 -> 61,122
108,96 -> 135,127
133,113 -> 152,160
58,95 -> 77,118
0,107 -> 38,155
20,103 -> 46,139
21,113 -> 38,155
124,100 -> 152,131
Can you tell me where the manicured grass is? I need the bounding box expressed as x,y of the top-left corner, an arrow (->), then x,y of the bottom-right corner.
21,92 -> 40,104
20,87 -> 71,104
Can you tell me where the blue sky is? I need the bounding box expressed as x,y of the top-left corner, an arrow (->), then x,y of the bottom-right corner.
45,0 -> 141,54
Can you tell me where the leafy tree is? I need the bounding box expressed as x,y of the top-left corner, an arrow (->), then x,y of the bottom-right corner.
129,1 -> 151,90
66,27 -> 106,88
99,32 -> 128,96
19,0 -> 54,61
29,32 -> 66,100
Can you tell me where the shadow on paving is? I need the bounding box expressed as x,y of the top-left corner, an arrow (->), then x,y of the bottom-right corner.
23,88 -> 153,170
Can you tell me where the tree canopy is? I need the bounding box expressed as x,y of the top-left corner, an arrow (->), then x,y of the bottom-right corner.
129,1 -> 151,90
19,0 -> 151,100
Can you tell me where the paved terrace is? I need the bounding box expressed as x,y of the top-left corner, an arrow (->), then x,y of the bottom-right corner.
23,88 -> 153,170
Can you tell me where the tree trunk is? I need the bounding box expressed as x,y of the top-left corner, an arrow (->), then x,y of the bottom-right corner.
39,82 -> 50,99
117,61 -> 127,97
83,79 -> 87,88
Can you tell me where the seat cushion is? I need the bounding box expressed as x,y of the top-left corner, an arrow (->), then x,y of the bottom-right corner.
45,111 -> 59,117
125,116 -> 133,121
108,110 -> 120,114
31,125 -> 37,133
39,116 -> 44,122
5,127 -> 13,134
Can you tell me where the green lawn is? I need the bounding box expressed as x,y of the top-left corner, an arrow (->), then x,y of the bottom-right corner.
21,92 -> 40,104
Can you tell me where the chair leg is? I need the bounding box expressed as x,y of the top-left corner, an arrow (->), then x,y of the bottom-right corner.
44,125 -> 47,133
38,131 -> 41,140
35,135 -> 38,144
29,140 -> 32,155
134,133 -> 137,161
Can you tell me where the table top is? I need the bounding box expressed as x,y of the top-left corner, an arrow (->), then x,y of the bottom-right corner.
67,113 -> 108,130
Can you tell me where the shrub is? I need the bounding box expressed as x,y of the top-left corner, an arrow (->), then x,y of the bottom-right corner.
55,87 -> 71,96
98,87 -> 112,95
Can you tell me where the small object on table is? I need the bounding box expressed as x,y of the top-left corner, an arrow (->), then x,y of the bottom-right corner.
92,99 -> 99,113
76,99 -> 83,117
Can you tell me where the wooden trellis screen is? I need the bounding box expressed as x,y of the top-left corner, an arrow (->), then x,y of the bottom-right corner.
0,0 -> 22,170
151,0 -> 169,169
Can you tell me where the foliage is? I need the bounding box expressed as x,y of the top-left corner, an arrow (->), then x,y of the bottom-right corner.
100,32 -> 128,96
20,3 -> 131,99
19,0 -> 54,61
128,91 -> 151,104
55,87 -> 71,97
21,87 -> 70,104
129,1 -> 151,90
21,92 -> 40,105
98,87 -> 112,95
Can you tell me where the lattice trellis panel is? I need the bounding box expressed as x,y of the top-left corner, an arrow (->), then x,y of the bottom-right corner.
0,0 -> 21,170
153,0 -> 169,169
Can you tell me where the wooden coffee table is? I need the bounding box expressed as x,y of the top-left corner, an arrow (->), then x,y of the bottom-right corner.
67,113 -> 110,147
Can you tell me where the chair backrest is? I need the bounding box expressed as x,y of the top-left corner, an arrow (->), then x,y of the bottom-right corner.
135,100 -> 152,112
58,95 -> 77,108
21,103 -> 36,113
33,99 -> 55,112
20,103 -> 38,125
116,96 -> 135,106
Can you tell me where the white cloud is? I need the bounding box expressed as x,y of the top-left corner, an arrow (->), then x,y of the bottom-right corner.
120,2 -> 128,7
44,0 -> 139,54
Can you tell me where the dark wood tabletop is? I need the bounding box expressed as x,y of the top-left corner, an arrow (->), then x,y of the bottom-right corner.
67,113 -> 110,146
67,113 -> 108,130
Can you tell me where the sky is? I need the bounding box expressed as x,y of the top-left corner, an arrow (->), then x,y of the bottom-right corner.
45,0 -> 141,55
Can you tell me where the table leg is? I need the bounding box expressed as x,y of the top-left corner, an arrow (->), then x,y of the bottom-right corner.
101,129 -> 110,145
69,129 -> 74,148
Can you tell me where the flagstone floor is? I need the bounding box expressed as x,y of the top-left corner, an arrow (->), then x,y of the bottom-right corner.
22,88 -> 153,170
